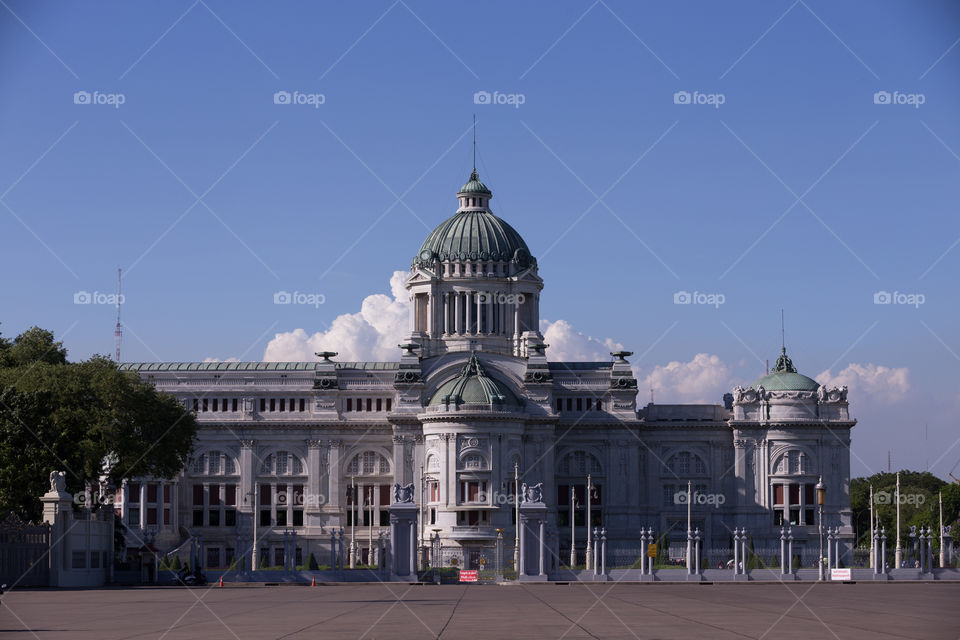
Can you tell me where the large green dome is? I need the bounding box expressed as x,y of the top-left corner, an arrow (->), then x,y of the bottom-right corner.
750,349 -> 820,391
428,353 -> 518,407
416,170 -> 532,264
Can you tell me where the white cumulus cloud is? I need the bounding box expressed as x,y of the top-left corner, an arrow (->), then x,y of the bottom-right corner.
202,357 -> 240,363
816,363 -> 909,403
263,271 -> 409,362
541,318 -> 623,362
640,353 -> 733,404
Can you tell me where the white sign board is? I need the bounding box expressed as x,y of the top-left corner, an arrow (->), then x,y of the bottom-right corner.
830,568 -> 851,581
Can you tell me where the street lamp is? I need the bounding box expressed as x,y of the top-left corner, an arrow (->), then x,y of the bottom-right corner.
816,476 -> 826,580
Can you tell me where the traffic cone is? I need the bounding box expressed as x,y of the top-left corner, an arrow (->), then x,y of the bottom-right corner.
311,576 -> 316,587
218,576 -> 223,587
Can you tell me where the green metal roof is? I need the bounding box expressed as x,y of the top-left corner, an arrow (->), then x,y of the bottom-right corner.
418,210 -> 531,263
428,353 -> 518,406
750,349 -> 820,391
119,361 -> 399,372
458,169 -> 491,195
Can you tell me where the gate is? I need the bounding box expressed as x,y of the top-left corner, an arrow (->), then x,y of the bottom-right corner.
429,540 -> 514,583
0,513 -> 50,587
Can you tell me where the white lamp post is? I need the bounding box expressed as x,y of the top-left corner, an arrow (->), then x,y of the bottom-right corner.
895,471 -> 902,569
816,476 -> 826,580
585,474 -> 593,571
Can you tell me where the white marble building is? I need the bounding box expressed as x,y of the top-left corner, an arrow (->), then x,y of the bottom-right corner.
119,167 -> 856,572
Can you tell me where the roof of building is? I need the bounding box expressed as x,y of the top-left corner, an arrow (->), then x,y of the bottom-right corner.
750,349 -> 820,391
458,169 -> 491,195
119,361 -> 399,372
417,170 -> 532,264
428,353 -> 518,406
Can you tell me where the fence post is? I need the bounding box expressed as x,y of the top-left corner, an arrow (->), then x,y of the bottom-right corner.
600,528 -> 607,576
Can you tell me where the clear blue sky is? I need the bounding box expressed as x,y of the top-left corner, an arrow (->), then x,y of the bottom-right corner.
2,1 -> 959,480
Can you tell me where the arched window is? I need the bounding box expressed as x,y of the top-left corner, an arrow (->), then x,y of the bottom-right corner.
191,451 -> 238,475
666,452 -> 707,475
774,450 -> 806,476
346,451 -> 391,476
462,454 -> 486,470
260,451 -> 305,476
558,451 -> 602,476
426,454 -> 440,473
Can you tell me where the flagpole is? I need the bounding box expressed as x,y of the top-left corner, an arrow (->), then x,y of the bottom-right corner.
869,484 -> 874,569
585,474 -> 593,571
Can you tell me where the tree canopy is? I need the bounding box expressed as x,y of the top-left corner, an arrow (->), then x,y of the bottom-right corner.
850,470 -> 960,547
0,325 -> 196,521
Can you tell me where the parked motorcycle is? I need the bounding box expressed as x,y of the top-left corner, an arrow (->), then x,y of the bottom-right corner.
176,567 -> 206,586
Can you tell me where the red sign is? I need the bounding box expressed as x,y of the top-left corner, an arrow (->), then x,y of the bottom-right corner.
458,570 -> 478,583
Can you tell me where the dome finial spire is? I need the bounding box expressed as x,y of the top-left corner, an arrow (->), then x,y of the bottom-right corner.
472,113 -> 477,173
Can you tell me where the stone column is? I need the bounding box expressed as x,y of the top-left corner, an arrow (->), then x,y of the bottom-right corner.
443,293 -> 450,335
240,440 -> 256,515
390,499 -> 418,580
465,292 -> 472,335
306,440 -> 322,515
518,500 -> 548,582
327,441 -> 341,518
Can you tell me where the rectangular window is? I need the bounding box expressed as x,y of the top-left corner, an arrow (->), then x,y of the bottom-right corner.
147,484 -> 158,503
128,508 -> 140,526
209,485 -> 221,506
279,398 -> 286,411
379,484 -> 390,506
163,485 -> 171,503
380,510 -> 390,526
386,398 -> 392,411
277,484 -> 288,507
193,510 -> 203,527
202,398 -> 208,412
193,484 -> 204,506
225,548 -> 235,567
376,398 -> 382,411
346,398 -> 353,411
207,547 -> 220,569
663,484 -> 674,507
774,484 -> 784,505
260,484 -> 271,506
212,399 -> 218,411
270,398 -> 276,412
163,508 -> 170,525
299,398 -> 305,412
293,510 -> 303,527
805,508 -> 815,526
586,398 -> 592,410
72,551 -> 86,569
577,398 -> 583,411
774,509 -> 784,525
356,398 -> 362,411
232,398 -> 238,412
789,508 -> 800,526
276,510 -> 287,527
566,398 -> 573,411
225,509 -> 236,527
274,548 -> 284,568
147,508 -> 157,525
128,483 -> 140,503
260,398 -> 266,412
805,483 -> 815,505
556,398 -> 563,412
789,484 -> 800,504
460,481 -> 487,504
429,481 -> 439,502
208,509 -> 220,527
225,485 -> 236,506
293,484 -> 304,507
193,398 -> 199,412
366,398 -> 372,411
260,510 -> 271,527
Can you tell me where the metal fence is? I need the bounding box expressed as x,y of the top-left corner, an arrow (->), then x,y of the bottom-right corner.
0,513 -> 50,587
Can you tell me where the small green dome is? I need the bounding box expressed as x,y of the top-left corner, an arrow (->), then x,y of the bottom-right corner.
428,354 -> 518,407
750,349 -> 820,391
458,169 -> 491,195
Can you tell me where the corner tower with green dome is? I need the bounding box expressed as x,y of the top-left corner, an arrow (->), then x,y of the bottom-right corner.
404,168 -> 545,359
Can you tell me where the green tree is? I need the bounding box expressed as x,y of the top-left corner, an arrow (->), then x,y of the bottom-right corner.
0,327 -> 197,520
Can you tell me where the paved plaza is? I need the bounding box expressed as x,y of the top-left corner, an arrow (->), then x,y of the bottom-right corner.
1,582 -> 957,640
